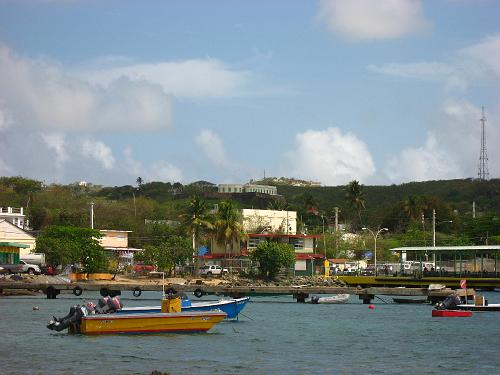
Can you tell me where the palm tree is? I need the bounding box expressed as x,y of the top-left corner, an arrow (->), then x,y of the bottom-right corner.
181,195 -> 213,254
212,201 -> 244,262
345,180 -> 366,226
402,195 -> 425,221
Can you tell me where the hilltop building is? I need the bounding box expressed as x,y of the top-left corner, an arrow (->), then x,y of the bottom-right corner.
218,183 -> 277,195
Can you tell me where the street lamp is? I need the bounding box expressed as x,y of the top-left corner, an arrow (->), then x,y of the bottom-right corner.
362,227 -> 389,276
321,214 -> 326,259
432,209 -> 453,267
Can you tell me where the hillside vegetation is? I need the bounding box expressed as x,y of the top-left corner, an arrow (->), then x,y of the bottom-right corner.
1,176 -> 499,257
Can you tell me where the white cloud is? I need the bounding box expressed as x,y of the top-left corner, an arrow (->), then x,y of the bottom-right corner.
0,43 -> 173,132
195,129 -> 233,168
41,133 -> 68,167
385,133 -> 462,182
78,58 -> 251,99
284,127 -> 376,185
368,34 -> 500,91
461,34 -> 500,78
81,139 -> 115,170
150,161 -> 183,182
385,99 -> 500,182
318,0 -> 429,41
123,147 -> 182,183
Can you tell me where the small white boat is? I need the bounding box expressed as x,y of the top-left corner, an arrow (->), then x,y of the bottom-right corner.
311,294 -> 350,304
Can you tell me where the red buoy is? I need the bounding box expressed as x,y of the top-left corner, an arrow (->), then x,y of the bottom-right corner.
368,304 -> 375,310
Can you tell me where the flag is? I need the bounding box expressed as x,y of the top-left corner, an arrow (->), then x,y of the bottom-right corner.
460,279 -> 467,289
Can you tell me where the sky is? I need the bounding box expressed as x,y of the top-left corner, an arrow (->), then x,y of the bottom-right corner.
0,0 -> 499,187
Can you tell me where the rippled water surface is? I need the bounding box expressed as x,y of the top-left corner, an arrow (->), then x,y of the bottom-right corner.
1,291 -> 499,374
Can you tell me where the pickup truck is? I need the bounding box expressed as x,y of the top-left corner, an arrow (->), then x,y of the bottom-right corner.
0,260 -> 41,275
198,265 -> 229,276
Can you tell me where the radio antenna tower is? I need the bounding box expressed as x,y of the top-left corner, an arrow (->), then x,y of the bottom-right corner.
477,106 -> 489,180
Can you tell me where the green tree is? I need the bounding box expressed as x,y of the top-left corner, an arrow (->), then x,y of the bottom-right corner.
212,201 -> 244,258
250,241 -> 295,279
345,180 -> 366,227
181,195 -> 213,254
137,235 -> 192,275
35,226 -> 107,273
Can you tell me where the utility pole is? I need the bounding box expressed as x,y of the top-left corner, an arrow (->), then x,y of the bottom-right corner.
334,207 -> 339,232
472,201 -> 476,219
90,202 -> 94,229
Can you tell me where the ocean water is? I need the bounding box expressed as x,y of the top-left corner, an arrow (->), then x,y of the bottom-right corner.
1,291 -> 499,375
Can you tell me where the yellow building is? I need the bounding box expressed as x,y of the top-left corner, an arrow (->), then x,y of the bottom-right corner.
0,219 -> 36,257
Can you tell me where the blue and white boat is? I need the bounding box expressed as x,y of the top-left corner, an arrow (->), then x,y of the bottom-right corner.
120,295 -> 250,320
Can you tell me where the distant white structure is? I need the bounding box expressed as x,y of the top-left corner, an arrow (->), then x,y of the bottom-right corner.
79,181 -> 88,187
218,183 -> 277,195
0,207 -> 28,229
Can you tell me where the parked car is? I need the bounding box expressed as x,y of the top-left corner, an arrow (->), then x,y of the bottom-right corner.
198,265 -> 229,276
0,260 -> 41,275
134,262 -> 155,274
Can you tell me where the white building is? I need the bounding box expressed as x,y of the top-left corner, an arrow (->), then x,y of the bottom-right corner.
0,207 -> 29,230
218,183 -> 277,195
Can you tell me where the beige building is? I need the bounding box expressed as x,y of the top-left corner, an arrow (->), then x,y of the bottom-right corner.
0,219 -> 36,256
242,209 -> 297,235
99,230 -> 143,264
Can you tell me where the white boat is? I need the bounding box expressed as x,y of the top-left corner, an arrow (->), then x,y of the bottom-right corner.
311,294 -> 350,304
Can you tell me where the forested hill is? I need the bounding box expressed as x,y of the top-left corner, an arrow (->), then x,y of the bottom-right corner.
274,178 -> 500,215
0,176 -> 498,234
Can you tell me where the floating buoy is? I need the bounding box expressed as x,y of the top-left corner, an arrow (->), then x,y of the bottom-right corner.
33,306 -> 39,311
368,304 -> 375,310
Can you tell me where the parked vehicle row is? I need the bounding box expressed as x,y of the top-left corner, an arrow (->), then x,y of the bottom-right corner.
0,260 -> 41,275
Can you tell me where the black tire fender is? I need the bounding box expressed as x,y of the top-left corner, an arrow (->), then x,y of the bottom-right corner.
132,287 -> 142,297
72,286 -> 83,296
193,288 -> 204,298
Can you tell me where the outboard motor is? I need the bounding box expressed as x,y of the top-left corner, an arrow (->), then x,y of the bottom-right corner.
436,294 -> 462,310
47,297 -> 123,333
47,305 -> 87,332
311,296 -> 320,304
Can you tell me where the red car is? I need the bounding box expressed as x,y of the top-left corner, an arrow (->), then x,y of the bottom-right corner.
134,263 -> 155,274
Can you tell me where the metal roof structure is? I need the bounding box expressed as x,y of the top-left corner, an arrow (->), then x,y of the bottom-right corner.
391,246 -> 500,252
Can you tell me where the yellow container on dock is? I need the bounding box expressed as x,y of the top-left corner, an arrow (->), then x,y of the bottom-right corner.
474,295 -> 485,306
161,297 -> 181,313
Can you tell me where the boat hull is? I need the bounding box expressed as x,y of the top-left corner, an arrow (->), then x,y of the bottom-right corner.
456,304 -> 500,312
80,311 -> 226,335
120,297 -> 250,319
432,310 -> 473,317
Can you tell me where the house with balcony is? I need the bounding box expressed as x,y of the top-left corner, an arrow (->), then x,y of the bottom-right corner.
99,230 -> 143,266
0,207 -> 30,230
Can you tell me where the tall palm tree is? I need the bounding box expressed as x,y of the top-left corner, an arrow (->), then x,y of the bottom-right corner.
345,180 -> 366,226
212,201 -> 244,260
402,195 -> 422,220
181,195 -> 213,254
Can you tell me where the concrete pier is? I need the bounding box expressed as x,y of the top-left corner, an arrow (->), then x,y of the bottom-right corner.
0,281 -> 474,302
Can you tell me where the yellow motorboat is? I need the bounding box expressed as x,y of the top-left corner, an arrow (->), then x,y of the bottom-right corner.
79,310 -> 227,335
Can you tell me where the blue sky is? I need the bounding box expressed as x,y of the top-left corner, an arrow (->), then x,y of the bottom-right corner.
0,0 -> 499,186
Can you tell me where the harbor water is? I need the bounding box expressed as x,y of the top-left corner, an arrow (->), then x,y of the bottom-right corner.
1,291 -> 499,374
